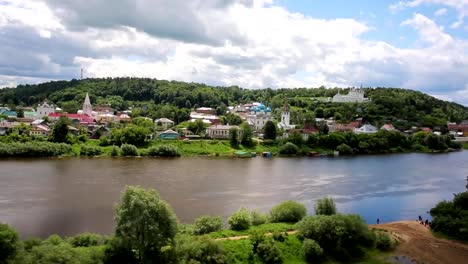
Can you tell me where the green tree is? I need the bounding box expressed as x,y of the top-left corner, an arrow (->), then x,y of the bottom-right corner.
316,121 -> 329,135
115,186 -> 178,263
314,197 -> 337,215
49,116 -> 71,143
229,127 -> 239,147
0,223 -> 18,264
263,121 -> 277,140
240,123 -> 254,146
187,120 -> 206,135
16,108 -> 24,118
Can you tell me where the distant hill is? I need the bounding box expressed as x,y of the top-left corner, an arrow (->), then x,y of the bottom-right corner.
0,78 -> 467,128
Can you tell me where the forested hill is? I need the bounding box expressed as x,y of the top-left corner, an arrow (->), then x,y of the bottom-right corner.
1,78 -> 467,128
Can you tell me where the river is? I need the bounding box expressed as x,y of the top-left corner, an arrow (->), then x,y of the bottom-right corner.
0,152 -> 467,238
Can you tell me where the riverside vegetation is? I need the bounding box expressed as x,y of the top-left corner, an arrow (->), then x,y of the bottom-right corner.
0,187 -> 399,264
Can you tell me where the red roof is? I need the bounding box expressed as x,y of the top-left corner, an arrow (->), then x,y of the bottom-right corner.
48,113 -> 95,123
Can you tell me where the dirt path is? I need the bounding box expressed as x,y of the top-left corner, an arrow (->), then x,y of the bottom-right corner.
371,221 -> 468,264
215,231 -> 297,241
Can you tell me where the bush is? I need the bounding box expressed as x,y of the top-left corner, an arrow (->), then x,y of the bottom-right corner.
0,142 -> 72,157
99,136 -> 111,146
23,237 -> 42,252
296,215 -> 375,261
430,191 -> 468,241
111,145 -> 120,157
302,239 -> 323,263
120,144 -> 138,156
147,145 -> 181,157
68,233 -> 103,247
271,231 -> 288,242
177,236 -> 228,264
279,142 -> 299,155
251,210 -> 268,226
228,207 -> 252,231
249,230 -> 266,252
336,143 -> 353,155
0,223 -> 19,263
256,240 -> 283,264
193,215 -> 223,235
270,201 -> 307,223
80,145 -> 103,156
314,197 -> 337,216
374,231 -> 394,251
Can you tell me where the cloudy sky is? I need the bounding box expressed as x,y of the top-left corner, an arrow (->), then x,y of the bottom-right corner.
0,0 -> 467,104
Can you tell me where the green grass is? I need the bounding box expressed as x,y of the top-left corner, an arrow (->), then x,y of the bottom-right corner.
206,223 -> 295,239
462,143 -> 468,150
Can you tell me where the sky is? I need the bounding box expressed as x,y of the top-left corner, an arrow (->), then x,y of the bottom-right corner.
0,0 -> 467,104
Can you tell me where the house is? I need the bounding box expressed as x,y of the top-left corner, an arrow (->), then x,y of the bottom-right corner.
118,113 -> 132,122
37,101 -> 55,117
380,124 -> 398,132
31,119 -> 47,126
89,125 -> 110,139
48,113 -> 95,125
448,123 -> 468,137
2,110 -> 17,118
190,112 -> 220,125
246,103 -> 273,131
94,105 -> 115,115
196,107 -> 216,115
332,88 -> 369,103
420,127 -> 433,133
207,124 -> 238,139
159,129 -> 181,140
277,102 -> 296,131
328,122 -> 359,132
155,118 -> 175,130
354,124 -> 378,134
29,125 -> 50,137
97,113 -> 117,123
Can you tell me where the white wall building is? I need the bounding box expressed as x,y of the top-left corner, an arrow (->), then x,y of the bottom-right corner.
37,101 -> 55,117
332,88 -> 369,103
207,124 -> 239,139
247,112 -> 273,131
354,124 -> 378,134
277,103 -> 295,131
155,118 -> 175,129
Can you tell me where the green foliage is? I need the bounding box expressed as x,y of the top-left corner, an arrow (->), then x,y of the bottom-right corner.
221,113 -> 242,126
111,145 -> 120,157
187,120 -> 207,135
302,239 -> 323,263
120,144 -> 138,156
147,145 -> 181,157
271,232 -> 288,242
336,143 -> 353,155
278,142 -> 299,155
49,116 -> 71,143
270,201 -> 307,223
0,223 -> 19,263
240,123 -> 254,147
430,191 -> 468,241
177,236 -> 228,264
80,145 -> 103,156
263,121 -> 277,140
229,127 -> 239,147
256,240 -> 283,264
374,231 -> 394,251
250,210 -> 268,226
99,136 -> 111,147
115,186 -> 178,263
30,242 -> 80,264
424,134 -> 448,150
296,214 -> 376,261
314,197 -> 337,216
0,142 -> 72,157
228,208 -> 252,231
193,216 -> 224,235
249,229 -> 266,253
68,233 -> 103,247
111,125 -> 150,146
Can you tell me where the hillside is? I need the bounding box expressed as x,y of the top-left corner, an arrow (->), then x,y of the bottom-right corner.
1,78 -> 467,128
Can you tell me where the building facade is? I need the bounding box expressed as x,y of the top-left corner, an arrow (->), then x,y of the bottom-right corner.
207,124 -> 239,139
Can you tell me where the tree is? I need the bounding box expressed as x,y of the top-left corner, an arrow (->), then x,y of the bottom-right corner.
115,186 -> 178,263
16,108 -> 24,118
0,223 -> 18,264
316,121 -> 329,135
314,197 -> 337,215
263,121 -> 277,140
229,127 -> 239,147
240,122 -> 254,146
49,116 -> 71,143
187,120 -> 206,135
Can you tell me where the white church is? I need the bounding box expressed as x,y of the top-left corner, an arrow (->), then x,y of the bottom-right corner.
331,88 -> 369,103
78,93 -> 97,118
277,103 -> 295,131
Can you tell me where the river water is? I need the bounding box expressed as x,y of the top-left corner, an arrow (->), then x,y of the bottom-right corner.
0,152 -> 467,238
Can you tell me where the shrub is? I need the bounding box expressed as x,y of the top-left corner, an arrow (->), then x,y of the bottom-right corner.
270,201 -> 307,223
296,214 -> 375,261
336,143 -> 353,155
120,144 -> 138,156
147,145 -> 181,157
279,142 -> 299,155
272,231 -> 288,242
430,191 -> 468,241
374,231 -> 394,251
177,236 -> 228,264
314,197 -> 337,216
23,237 -> 42,252
0,142 -> 72,157
0,223 -> 19,263
79,145 -> 103,156
302,239 -> 323,263
256,240 -> 283,264
99,136 -> 111,146
228,207 -> 252,231
249,230 -> 266,252
193,215 -> 223,235
251,210 -> 268,226
68,233 -> 103,247
111,145 -> 120,157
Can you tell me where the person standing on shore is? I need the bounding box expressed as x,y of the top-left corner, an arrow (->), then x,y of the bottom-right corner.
377,218 -> 380,224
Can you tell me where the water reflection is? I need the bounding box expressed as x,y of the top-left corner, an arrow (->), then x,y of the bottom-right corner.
0,152 -> 466,238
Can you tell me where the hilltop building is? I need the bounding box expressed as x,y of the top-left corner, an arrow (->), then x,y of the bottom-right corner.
277,102 -> 295,131
332,88 -> 369,103
37,101 -> 55,117
246,103 -> 273,131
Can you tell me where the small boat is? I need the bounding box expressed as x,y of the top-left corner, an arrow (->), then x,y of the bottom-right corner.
308,151 -> 320,157
250,152 -> 257,157
262,151 -> 272,157
234,151 -> 252,158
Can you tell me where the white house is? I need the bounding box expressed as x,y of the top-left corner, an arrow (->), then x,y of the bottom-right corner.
354,124 -> 378,134
155,118 -> 175,129
332,88 -> 369,103
277,103 -> 295,131
37,101 -> 55,117
207,124 -> 239,139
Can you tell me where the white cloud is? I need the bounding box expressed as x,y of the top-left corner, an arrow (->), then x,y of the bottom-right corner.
0,0 -> 467,105
434,8 -> 448,16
